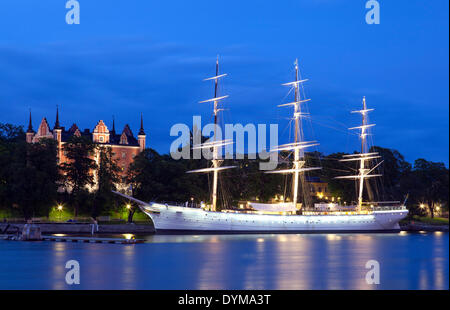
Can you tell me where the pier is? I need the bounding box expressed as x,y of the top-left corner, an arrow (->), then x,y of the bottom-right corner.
1,234 -> 144,244
41,235 -> 144,244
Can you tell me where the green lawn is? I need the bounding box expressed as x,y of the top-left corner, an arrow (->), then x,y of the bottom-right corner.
410,216 -> 449,226
48,207 -> 74,222
3,206 -> 151,224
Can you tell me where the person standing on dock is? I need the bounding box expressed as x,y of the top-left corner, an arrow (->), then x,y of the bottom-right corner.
91,219 -> 99,235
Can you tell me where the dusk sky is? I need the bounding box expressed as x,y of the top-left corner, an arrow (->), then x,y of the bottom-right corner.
0,0 -> 448,165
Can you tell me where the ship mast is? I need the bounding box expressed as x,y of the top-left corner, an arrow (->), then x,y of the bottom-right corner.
267,59 -> 321,212
335,97 -> 383,212
357,97 -> 369,209
211,57 -> 220,212
292,60 -> 302,210
187,56 -> 235,212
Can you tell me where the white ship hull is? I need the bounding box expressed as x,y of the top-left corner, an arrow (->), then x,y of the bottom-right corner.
143,203 -> 408,233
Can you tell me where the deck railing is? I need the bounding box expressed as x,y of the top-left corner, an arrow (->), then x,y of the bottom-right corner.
371,205 -> 407,211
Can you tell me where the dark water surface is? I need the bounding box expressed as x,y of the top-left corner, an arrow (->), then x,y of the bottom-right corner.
0,232 -> 448,290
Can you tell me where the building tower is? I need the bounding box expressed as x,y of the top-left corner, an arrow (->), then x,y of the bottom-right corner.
53,106 -> 63,162
26,110 -> 35,143
111,115 -> 116,136
138,113 -> 146,152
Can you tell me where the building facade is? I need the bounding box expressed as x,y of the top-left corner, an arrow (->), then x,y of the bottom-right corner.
25,108 -> 146,178
306,176 -> 329,197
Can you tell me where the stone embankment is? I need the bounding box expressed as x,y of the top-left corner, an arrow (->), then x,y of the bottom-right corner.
0,222 -> 155,234
1,222 -> 447,235
400,222 -> 449,232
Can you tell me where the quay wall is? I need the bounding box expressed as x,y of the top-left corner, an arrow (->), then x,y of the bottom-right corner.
0,222 -> 447,234
399,223 -> 449,232
0,223 -> 155,234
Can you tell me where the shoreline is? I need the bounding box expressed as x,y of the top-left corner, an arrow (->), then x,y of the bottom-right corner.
399,223 -> 449,232
1,222 -> 448,235
0,222 -> 155,235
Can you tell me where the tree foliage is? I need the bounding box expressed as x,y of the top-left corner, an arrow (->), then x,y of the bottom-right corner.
92,146 -> 121,219
0,125 -> 58,219
59,136 -> 97,217
0,120 -> 448,221
406,159 -> 449,217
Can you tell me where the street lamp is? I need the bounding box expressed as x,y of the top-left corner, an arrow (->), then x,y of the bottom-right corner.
126,204 -> 131,210
419,204 -> 425,209
56,205 -> 63,221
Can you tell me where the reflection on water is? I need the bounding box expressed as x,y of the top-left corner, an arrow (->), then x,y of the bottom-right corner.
0,232 -> 448,289
50,242 -> 68,290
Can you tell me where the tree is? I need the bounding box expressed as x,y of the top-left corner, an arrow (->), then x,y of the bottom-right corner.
60,136 -> 97,217
0,123 -> 25,142
125,148 -> 210,219
315,152 -> 356,204
7,138 -> 59,220
0,124 -> 23,211
127,149 -> 207,202
369,146 -> 411,202
1,124 -> 59,220
221,157 -> 284,207
92,146 -> 121,219
408,159 -> 449,218
125,149 -> 165,222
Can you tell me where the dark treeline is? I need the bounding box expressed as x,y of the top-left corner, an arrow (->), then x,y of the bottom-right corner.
0,123 -> 448,220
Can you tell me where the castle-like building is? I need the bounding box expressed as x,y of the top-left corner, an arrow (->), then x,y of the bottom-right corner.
25,107 -> 146,176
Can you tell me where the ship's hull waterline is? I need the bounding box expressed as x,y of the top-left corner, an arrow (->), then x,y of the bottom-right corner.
143,203 -> 408,233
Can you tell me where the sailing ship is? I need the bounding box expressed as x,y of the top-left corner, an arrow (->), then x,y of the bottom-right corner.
113,58 -> 408,233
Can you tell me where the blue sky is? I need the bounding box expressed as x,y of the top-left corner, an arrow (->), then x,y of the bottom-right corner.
0,0 -> 448,165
